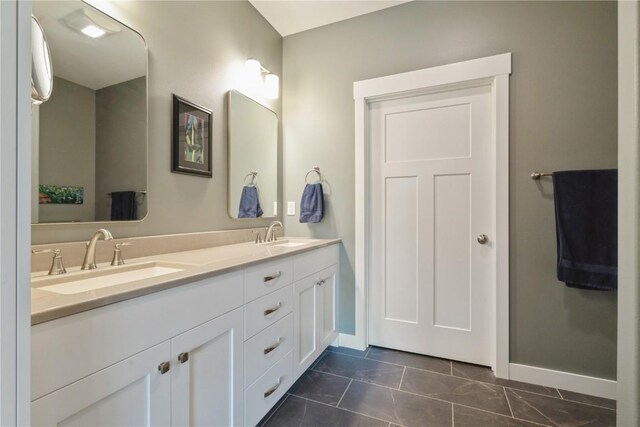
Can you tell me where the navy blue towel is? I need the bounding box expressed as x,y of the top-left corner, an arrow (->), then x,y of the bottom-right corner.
110,191 -> 137,221
238,186 -> 263,218
553,169 -> 617,291
300,183 -> 324,223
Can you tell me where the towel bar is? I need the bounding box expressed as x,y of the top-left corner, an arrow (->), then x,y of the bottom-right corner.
531,172 -> 553,180
106,191 -> 147,196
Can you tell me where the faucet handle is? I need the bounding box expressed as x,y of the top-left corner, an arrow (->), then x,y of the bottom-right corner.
111,242 -> 132,266
32,248 -> 67,275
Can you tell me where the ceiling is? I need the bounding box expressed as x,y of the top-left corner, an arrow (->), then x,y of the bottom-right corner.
33,1 -> 146,90
249,0 -> 411,37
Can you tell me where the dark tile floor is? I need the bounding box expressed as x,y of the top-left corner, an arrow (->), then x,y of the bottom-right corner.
260,346 -> 616,427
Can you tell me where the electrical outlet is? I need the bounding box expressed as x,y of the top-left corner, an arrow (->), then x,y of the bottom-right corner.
273,201 -> 278,216
287,201 -> 295,215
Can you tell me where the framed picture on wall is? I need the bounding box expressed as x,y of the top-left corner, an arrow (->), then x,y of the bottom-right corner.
172,94 -> 213,177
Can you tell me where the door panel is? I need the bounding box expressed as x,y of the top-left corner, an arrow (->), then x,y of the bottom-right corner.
433,173 -> 471,330
369,84 -> 494,366
384,176 -> 418,323
171,307 -> 243,427
318,265 -> 338,347
293,275 -> 319,376
31,342 -> 171,427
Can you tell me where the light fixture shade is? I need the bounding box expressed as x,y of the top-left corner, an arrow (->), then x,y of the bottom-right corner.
62,8 -> 120,39
264,73 -> 279,99
244,59 -> 262,81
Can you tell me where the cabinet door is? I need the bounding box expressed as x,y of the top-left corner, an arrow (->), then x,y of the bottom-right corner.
171,307 -> 244,427
317,264 -> 338,350
31,341 -> 171,426
293,274 -> 320,377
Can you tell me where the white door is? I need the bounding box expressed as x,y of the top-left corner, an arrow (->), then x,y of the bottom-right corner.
368,83 -> 494,366
31,342 -> 171,426
171,307 -> 244,427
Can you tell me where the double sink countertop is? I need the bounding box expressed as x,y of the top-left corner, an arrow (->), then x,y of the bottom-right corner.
31,238 -> 340,326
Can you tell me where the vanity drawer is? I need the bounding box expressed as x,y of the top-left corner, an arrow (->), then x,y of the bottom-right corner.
244,285 -> 293,339
293,244 -> 339,281
244,258 -> 293,303
245,350 -> 293,427
244,313 -> 294,387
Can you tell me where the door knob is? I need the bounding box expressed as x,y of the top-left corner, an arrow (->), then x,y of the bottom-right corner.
477,234 -> 489,245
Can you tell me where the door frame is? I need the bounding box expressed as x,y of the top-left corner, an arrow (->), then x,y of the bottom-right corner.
351,53 -> 511,377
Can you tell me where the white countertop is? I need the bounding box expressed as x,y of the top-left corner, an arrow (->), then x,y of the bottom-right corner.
31,237 -> 340,325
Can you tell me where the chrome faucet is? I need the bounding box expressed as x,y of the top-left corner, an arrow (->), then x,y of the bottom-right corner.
264,221 -> 283,243
32,248 -> 67,275
81,229 -> 113,270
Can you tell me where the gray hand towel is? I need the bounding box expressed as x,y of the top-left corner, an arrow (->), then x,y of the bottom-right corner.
238,186 -> 263,218
553,169 -> 617,290
300,183 -> 324,223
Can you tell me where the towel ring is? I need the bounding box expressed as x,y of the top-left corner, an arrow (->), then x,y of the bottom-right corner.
243,171 -> 258,187
305,166 -> 322,184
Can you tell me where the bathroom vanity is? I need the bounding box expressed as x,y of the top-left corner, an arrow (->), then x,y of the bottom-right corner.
30,239 -> 339,426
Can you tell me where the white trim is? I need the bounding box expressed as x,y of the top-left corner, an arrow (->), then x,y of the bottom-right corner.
0,0 -> 31,424
354,53 -> 511,100
353,53 -> 511,375
509,363 -> 617,401
617,0 -> 640,423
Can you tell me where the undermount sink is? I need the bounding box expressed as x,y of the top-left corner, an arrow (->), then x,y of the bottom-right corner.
263,238 -> 320,248
33,261 -> 193,295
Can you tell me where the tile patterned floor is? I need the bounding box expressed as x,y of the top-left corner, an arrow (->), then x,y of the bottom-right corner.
259,346 -> 616,427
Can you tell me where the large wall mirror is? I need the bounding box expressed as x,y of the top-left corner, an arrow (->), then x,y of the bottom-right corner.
31,1 -> 147,224
228,90 -> 278,219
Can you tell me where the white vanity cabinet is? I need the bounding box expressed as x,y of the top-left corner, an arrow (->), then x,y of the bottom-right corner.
170,307 -> 244,426
31,242 -> 339,427
293,263 -> 338,377
32,341 -> 172,426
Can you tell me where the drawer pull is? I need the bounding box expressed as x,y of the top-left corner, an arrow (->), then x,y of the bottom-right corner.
264,337 -> 283,355
264,376 -> 283,398
158,361 -> 170,375
178,352 -> 189,364
264,302 -> 283,317
263,271 -> 282,282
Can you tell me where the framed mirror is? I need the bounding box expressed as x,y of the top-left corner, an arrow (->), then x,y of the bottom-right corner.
31,0 -> 147,224
227,90 -> 278,219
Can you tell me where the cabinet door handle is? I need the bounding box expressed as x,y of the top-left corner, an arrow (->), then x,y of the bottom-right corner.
263,271 -> 282,282
316,279 -> 325,287
264,302 -> 282,317
158,361 -> 170,375
263,376 -> 283,398
178,352 -> 189,364
263,337 -> 283,355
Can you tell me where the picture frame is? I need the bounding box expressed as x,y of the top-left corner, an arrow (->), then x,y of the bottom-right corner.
172,94 -> 213,177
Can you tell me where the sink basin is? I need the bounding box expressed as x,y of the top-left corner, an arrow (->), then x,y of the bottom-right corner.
262,239 -> 320,248
33,261 -> 193,295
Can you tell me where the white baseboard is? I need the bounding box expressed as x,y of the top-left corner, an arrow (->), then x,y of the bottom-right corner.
336,333 -> 367,351
509,363 -> 617,400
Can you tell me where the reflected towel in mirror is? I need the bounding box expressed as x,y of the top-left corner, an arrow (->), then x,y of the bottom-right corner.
110,191 -> 137,221
238,186 -> 263,218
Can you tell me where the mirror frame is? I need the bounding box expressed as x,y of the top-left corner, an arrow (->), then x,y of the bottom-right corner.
226,89 -> 279,221
32,1 -> 149,227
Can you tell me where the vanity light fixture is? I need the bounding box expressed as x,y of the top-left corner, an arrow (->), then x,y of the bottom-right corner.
62,8 -> 120,39
244,59 -> 279,99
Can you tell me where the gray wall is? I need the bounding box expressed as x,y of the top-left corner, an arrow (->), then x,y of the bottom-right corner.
38,76 -> 96,223
32,0 -> 282,242
282,1 -> 618,379
95,77 -> 147,221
